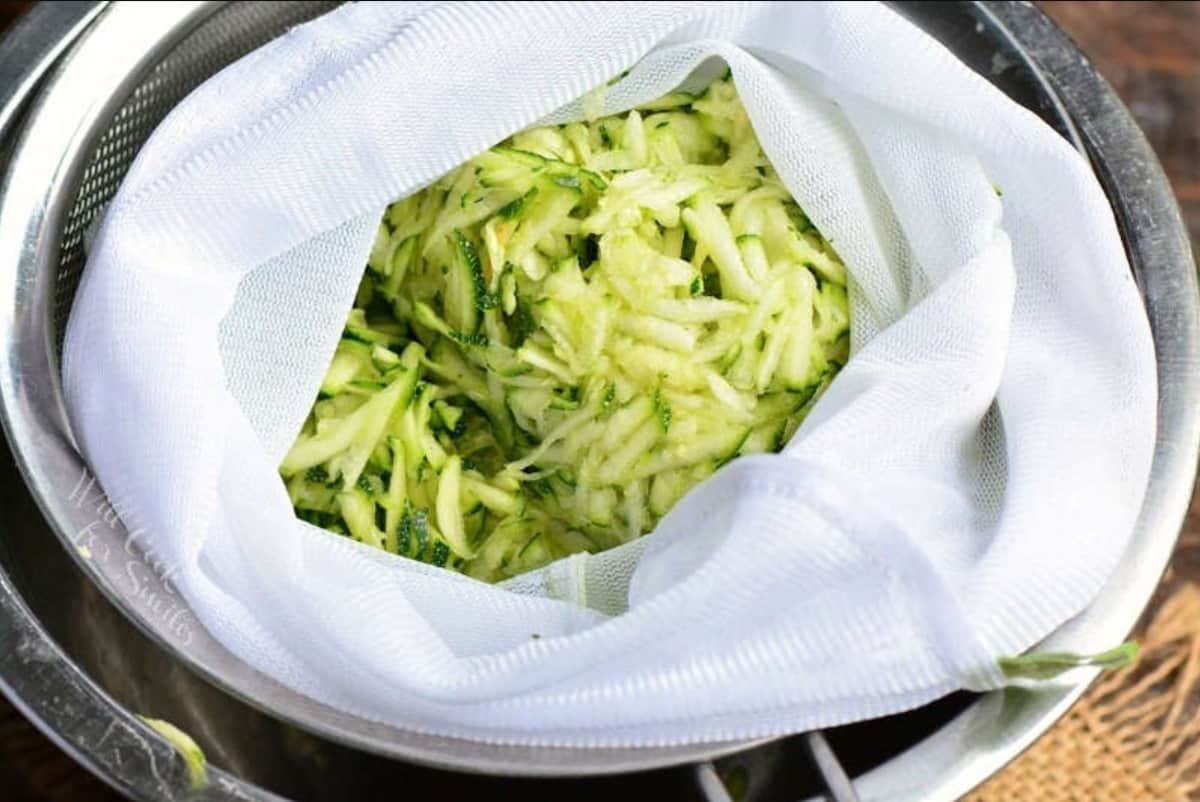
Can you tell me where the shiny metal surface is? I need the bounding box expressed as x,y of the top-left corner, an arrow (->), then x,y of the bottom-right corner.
0,7 -> 275,800
0,0 -> 766,779
0,2 -> 102,141
0,0 -> 1193,799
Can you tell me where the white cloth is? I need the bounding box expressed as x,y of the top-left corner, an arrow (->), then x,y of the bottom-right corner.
63,1 -> 1156,746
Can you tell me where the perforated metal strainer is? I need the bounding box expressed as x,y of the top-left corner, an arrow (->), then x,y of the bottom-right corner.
0,2 -> 1194,800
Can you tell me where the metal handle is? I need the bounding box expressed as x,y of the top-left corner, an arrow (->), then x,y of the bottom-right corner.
804,731 -> 861,802
695,760 -> 735,802
693,730 -> 860,802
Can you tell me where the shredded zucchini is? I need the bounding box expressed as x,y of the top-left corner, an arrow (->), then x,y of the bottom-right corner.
282,74 -> 850,582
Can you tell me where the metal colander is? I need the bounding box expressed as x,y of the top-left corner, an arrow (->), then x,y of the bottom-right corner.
51,1 -> 340,355
0,2 -> 1195,801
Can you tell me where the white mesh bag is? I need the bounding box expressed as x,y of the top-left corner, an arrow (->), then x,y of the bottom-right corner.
62,1 -> 1156,745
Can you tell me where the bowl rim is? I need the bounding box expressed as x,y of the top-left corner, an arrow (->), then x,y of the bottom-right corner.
0,0 -> 1194,793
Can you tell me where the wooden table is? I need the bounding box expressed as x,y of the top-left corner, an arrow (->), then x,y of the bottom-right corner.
0,2 -> 1195,800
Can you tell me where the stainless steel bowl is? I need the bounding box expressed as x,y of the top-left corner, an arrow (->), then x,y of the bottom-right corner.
0,2 -> 1194,800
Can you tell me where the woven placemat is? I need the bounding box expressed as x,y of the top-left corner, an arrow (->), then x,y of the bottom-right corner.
968,524 -> 1200,801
